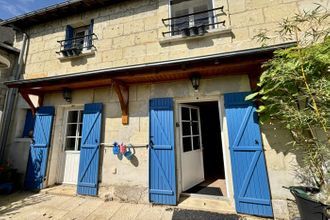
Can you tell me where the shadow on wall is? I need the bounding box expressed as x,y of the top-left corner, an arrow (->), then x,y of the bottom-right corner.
261,121 -> 313,185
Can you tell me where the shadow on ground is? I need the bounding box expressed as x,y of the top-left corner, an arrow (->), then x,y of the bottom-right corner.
172,208 -> 244,220
0,191 -> 51,218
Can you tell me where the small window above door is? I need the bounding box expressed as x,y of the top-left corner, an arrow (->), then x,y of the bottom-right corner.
64,109 -> 83,151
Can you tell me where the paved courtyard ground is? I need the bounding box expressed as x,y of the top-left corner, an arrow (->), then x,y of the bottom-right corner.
0,192 -> 270,220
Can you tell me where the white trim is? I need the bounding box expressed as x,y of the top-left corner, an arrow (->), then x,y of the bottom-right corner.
175,96 -> 231,199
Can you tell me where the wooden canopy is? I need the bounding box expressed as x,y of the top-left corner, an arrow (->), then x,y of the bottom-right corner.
5,43 -> 295,124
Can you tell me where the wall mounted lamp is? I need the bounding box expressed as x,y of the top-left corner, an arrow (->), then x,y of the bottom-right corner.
63,88 -> 72,103
190,74 -> 201,92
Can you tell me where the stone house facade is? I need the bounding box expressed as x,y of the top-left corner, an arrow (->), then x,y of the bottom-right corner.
1,0 -> 329,219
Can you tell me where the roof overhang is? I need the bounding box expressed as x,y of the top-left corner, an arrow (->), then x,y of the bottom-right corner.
5,42 -> 295,93
5,42 -> 296,124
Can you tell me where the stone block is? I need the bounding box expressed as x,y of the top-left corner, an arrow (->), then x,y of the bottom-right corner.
102,23 -> 124,38
134,30 -> 158,44
230,9 -> 264,27
102,49 -> 123,62
228,0 -> 246,14
124,20 -> 145,35
112,35 -> 135,49
264,3 -> 298,23
246,0 -> 283,9
123,45 -> 146,58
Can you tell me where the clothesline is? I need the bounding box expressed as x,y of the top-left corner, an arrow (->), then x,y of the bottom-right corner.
100,143 -> 148,148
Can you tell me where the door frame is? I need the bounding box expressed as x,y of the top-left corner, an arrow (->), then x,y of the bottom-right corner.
56,106 -> 84,184
175,96 -> 232,199
179,104 -> 204,191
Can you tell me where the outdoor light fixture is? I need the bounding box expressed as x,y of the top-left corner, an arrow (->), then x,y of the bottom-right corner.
190,74 -> 201,92
63,88 -> 72,103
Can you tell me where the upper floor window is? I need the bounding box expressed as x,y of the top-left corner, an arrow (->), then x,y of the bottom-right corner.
57,19 -> 97,58
170,0 -> 214,36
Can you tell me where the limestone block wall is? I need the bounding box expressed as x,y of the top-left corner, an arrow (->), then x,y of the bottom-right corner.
13,0 -> 329,79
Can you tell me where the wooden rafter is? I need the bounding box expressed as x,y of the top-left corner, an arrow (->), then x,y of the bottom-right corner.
113,80 -> 129,125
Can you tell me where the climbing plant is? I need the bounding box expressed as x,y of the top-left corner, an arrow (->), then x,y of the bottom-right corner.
248,5 -> 330,191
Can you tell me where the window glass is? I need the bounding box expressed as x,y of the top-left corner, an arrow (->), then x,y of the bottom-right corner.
65,138 -> 76,151
192,122 -> 199,135
191,108 -> 198,121
181,107 -> 190,120
183,137 -> 192,152
193,136 -> 200,150
182,122 -> 191,136
65,110 -> 83,151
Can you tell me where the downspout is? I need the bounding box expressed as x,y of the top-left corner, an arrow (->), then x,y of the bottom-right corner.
0,32 -> 28,162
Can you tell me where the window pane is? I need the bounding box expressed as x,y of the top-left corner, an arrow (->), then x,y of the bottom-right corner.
194,5 -> 210,27
68,111 -> 78,123
181,107 -> 190,120
66,124 -> 77,137
191,108 -> 198,121
77,124 -> 82,137
173,9 -> 189,33
192,122 -> 199,135
182,122 -> 191,136
183,137 -> 192,152
77,138 -> 82,151
193,136 -> 200,150
65,138 -> 76,151
79,111 -> 83,123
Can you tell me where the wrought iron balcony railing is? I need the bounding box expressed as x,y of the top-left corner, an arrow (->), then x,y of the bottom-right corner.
162,6 -> 226,37
56,33 -> 97,57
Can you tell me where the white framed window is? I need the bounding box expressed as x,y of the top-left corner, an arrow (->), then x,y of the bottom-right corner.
170,0 -> 214,35
64,109 -> 83,151
73,26 -> 89,50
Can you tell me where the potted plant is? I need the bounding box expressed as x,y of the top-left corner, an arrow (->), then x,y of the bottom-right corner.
249,5 -> 329,219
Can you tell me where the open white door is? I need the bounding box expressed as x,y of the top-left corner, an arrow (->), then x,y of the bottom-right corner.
60,109 -> 83,184
180,104 -> 204,191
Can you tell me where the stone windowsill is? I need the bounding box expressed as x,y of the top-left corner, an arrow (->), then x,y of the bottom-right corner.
159,27 -> 232,44
58,49 -> 95,61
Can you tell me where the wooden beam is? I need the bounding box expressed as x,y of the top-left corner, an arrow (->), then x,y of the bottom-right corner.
113,80 -> 129,125
19,89 -> 37,115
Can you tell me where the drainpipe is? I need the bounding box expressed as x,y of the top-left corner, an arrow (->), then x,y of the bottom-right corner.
0,31 -> 28,162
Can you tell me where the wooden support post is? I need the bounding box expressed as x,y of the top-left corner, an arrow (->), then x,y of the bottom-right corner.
19,89 -> 37,115
113,81 -> 129,125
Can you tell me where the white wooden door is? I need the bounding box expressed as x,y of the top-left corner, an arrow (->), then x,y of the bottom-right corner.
61,109 -> 83,185
180,104 -> 204,191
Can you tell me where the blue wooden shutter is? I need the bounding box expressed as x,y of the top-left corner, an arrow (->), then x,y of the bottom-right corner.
64,25 -> 74,49
24,106 -> 54,190
149,98 -> 176,205
224,92 -> 273,217
22,109 -> 35,138
87,19 -> 94,49
77,103 -> 102,196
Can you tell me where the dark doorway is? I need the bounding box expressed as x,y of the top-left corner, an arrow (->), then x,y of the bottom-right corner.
183,101 -> 226,197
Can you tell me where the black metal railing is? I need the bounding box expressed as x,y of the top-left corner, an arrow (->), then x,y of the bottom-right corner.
162,6 -> 226,37
56,33 -> 97,57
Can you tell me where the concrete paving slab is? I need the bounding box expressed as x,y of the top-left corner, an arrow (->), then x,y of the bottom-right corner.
135,204 -> 165,220
87,202 -> 123,220
61,197 -> 103,220
109,203 -> 145,220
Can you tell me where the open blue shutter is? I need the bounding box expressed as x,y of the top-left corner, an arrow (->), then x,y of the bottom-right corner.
224,92 -> 273,217
87,19 -> 94,49
24,106 -> 54,190
77,103 -> 102,196
149,98 -> 176,205
64,25 -> 74,49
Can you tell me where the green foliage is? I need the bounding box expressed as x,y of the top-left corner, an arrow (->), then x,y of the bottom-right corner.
250,5 -> 330,188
